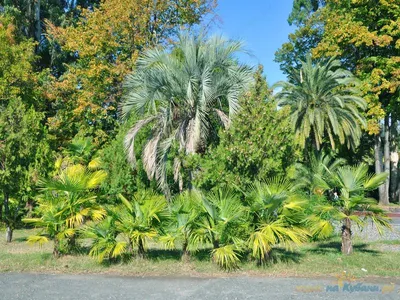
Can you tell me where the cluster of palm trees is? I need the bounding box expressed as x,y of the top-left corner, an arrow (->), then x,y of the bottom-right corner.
24,32 -> 391,270
24,153 -> 390,270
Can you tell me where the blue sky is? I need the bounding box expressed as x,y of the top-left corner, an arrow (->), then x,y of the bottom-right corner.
211,1 -> 295,85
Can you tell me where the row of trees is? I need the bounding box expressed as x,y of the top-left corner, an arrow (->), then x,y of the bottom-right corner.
0,0 -> 396,268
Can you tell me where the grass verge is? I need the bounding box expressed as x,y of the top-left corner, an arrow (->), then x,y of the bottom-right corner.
1,229 -> 399,279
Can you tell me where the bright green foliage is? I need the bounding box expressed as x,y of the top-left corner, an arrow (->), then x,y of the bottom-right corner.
83,190 -> 168,262
245,179 -> 310,265
64,137 -> 97,165
160,190 -> 204,259
0,15 -> 53,241
313,163 -> 391,254
122,32 -> 253,195
99,118 -> 153,200
276,57 -> 367,151
82,214 -> 127,263
275,0 -> 324,74
288,0 -> 324,26
0,98 -> 52,241
193,188 -> 248,270
0,15 -> 37,107
116,191 -> 168,258
193,66 -> 299,190
23,164 -> 107,256
295,151 -> 345,195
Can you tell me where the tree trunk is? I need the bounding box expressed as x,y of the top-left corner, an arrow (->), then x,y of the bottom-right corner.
390,151 -> 398,202
137,238 -> 145,259
3,192 -> 12,243
26,199 -> 34,218
374,135 -> 387,205
6,226 -> 13,243
341,218 -> 353,255
53,237 -> 60,258
182,240 -> 190,262
384,115 -> 391,204
67,234 -> 76,253
34,0 -> 41,44
212,239 -> 219,249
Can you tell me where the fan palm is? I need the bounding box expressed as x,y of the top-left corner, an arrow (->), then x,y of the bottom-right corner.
82,213 -> 126,263
192,188 -> 248,270
121,32 -> 253,195
23,164 -> 107,257
245,179 -> 310,265
159,190 -> 203,261
276,56 -> 367,150
117,190 -> 168,258
315,164 -> 391,254
295,151 -> 346,195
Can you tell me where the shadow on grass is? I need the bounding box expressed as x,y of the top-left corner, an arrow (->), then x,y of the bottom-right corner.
14,237 -> 28,243
192,249 -> 211,262
308,241 -> 380,255
250,248 -> 303,267
146,249 -> 182,261
268,248 -> 303,264
146,248 -> 214,262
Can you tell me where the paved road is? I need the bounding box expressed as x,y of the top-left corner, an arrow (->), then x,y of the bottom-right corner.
0,274 -> 399,300
390,216 -> 400,226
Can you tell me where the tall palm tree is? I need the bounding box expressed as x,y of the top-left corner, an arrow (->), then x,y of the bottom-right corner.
121,32 -> 253,195
276,56 -> 367,151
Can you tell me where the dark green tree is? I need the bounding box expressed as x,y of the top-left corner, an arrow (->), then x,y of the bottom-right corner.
0,15 -> 52,242
0,98 -> 52,242
193,66 -> 300,190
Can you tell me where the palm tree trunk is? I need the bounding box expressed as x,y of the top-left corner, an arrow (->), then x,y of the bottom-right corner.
341,218 -> 353,255
212,239 -> 219,249
67,235 -> 76,253
53,237 -> 60,258
137,238 -> 145,259
182,240 -> 190,262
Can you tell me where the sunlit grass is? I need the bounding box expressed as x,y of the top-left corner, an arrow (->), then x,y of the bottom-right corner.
0,229 -> 399,278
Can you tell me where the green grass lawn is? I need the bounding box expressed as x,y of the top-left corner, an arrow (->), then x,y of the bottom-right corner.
1,229 -> 399,279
